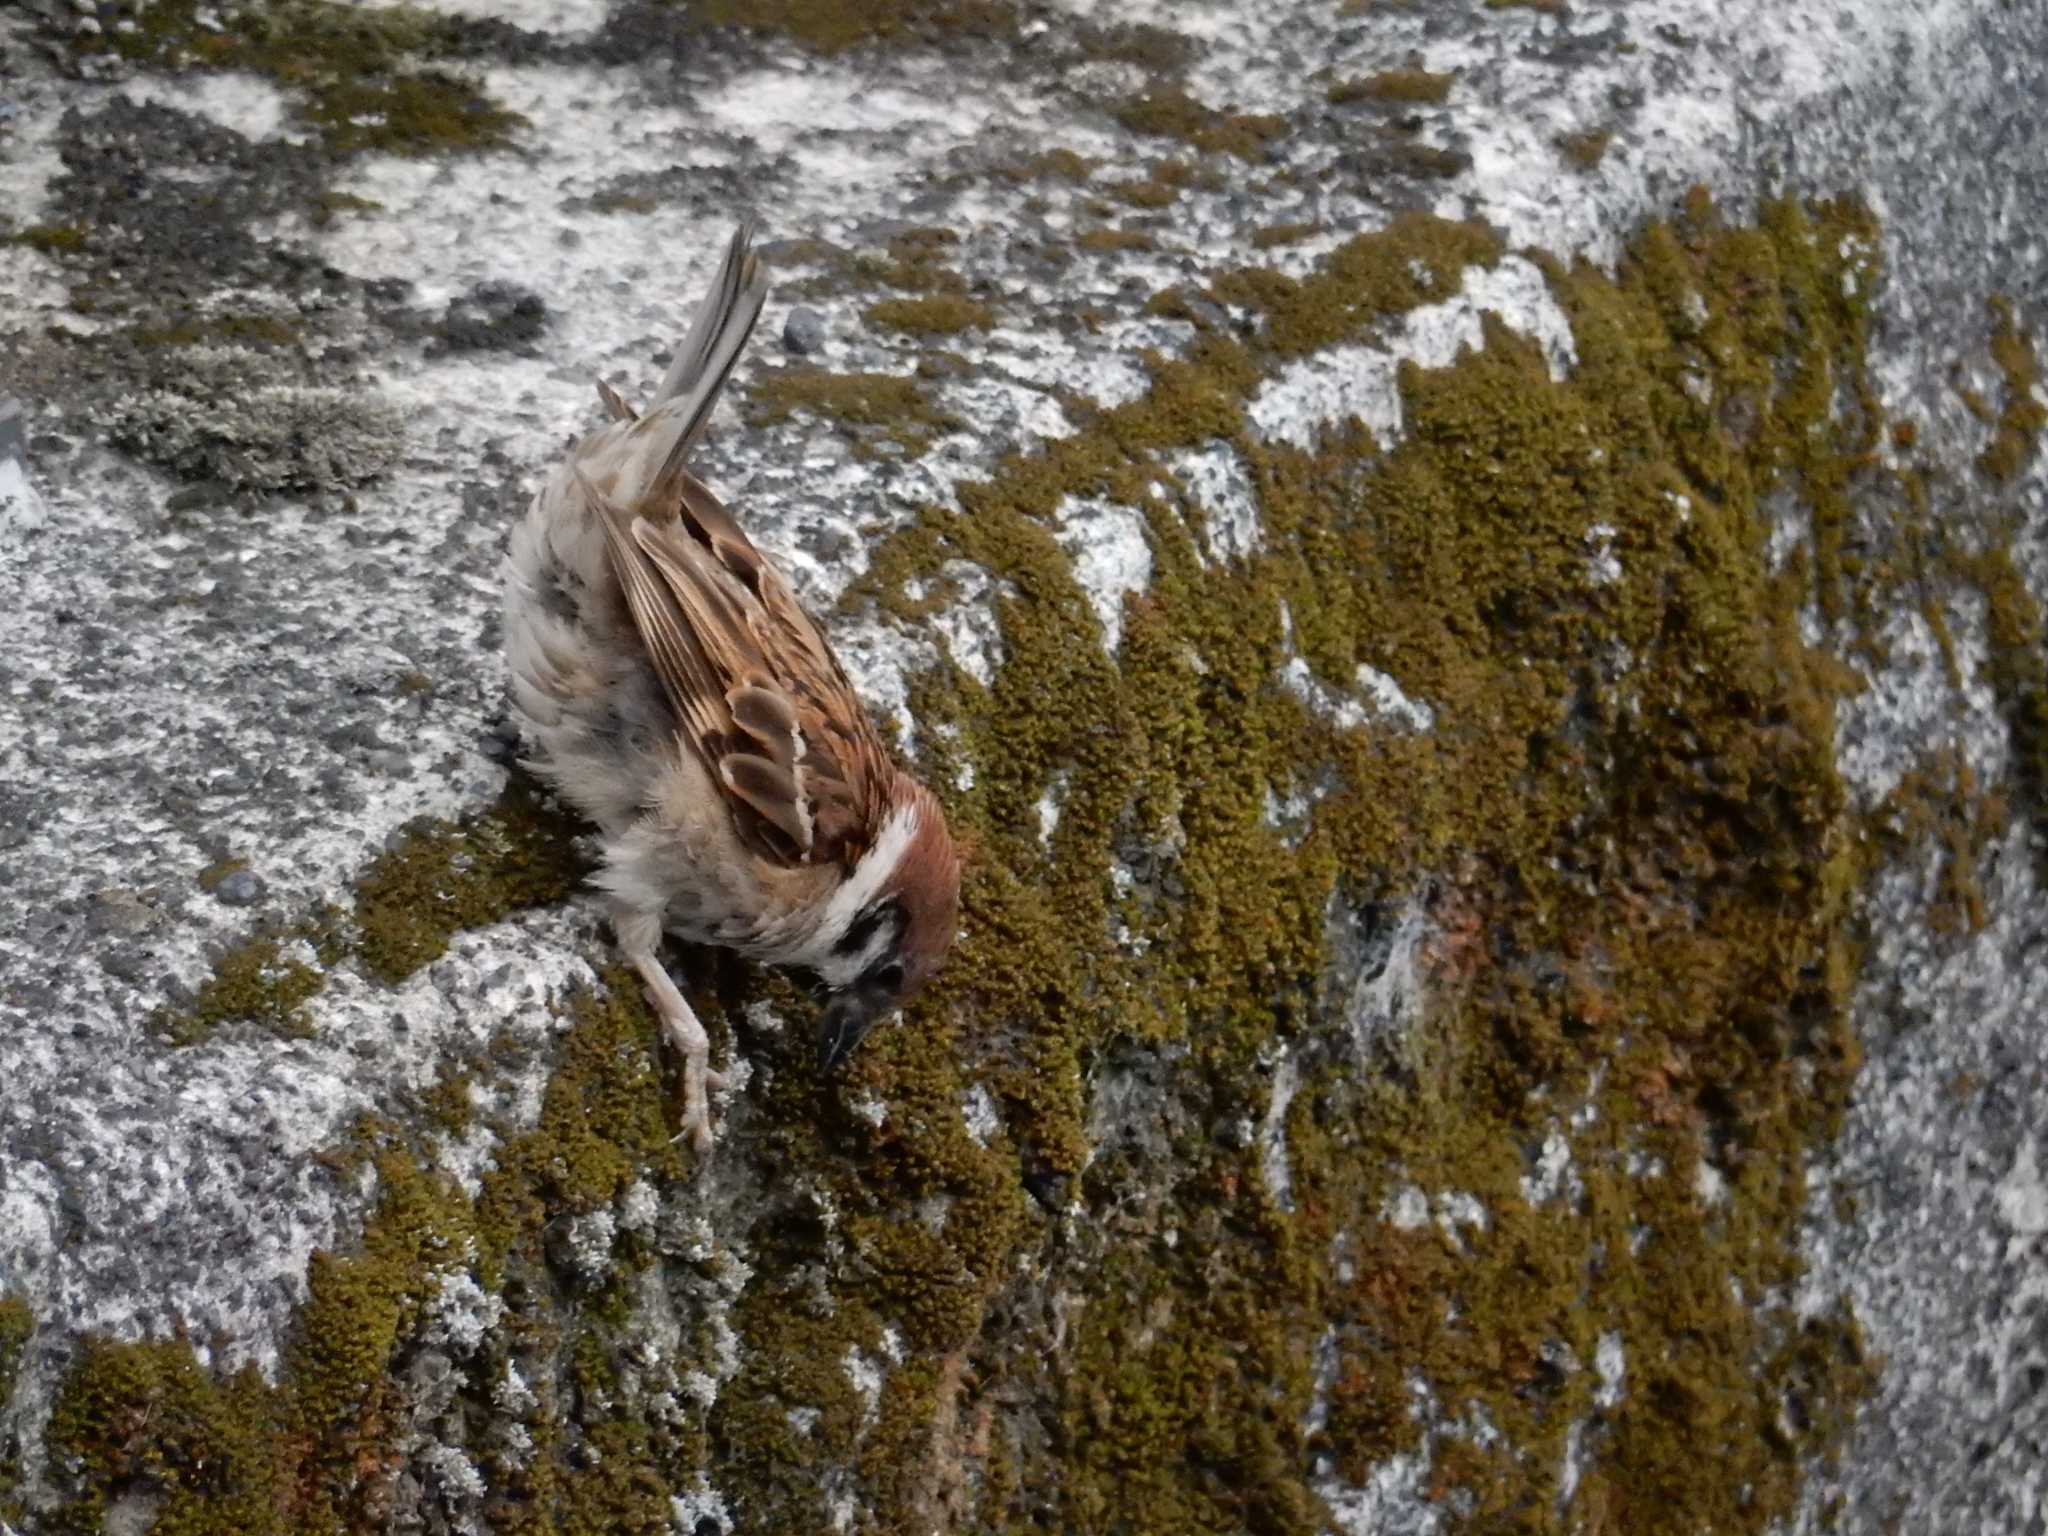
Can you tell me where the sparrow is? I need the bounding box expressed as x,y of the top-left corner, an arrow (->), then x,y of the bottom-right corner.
502,220 -> 961,1150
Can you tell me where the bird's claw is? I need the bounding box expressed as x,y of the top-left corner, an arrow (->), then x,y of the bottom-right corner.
672,1049 -> 723,1153
633,963 -> 725,1155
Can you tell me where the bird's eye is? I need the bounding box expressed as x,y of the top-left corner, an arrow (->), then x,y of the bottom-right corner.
870,961 -> 906,994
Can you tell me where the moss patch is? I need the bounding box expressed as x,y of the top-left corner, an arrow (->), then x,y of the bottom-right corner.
42,1152 -> 481,1535
45,971 -> 707,1534
0,1294 -> 30,1517
160,777 -> 585,1045
155,927 -> 324,1046
744,365 -> 964,459
0,1298 -> 29,1396
1213,210 -> 1505,355
1558,127 -> 1614,170
1327,68 -> 1456,105
783,192 -> 1891,1532
187,307 -> 326,354
75,1 -> 523,158
690,0 -> 1019,54
1113,89 -> 1289,160
353,777 -> 588,986
474,971 -> 687,1269
865,294 -> 995,336
1969,543 -> 2048,866
10,224 -> 88,255
1077,228 -> 1158,255
46,1337 -> 283,1536
1251,221 -> 1319,250
999,148 -> 1096,183
1111,158 -> 1207,210
1977,295 -> 2047,481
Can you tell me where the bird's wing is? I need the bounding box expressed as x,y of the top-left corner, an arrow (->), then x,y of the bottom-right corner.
589,467 -> 891,870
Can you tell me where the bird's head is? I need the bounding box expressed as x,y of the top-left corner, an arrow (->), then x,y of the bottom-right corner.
814,775 -> 960,1071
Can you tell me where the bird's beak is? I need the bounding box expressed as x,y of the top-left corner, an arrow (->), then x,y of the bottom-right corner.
817,989 -> 884,1072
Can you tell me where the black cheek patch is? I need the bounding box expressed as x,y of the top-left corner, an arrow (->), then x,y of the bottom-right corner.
833,897 -> 902,958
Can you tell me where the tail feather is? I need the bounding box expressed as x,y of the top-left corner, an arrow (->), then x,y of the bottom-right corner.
631,220 -> 768,506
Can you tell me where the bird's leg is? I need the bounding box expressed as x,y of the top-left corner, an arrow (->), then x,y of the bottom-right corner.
614,907 -> 725,1151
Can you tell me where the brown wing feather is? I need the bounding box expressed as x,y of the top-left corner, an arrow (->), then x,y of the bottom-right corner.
597,466 -> 891,870
581,467 -> 729,754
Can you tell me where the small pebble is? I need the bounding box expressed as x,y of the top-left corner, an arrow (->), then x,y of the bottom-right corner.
215,868 -> 264,906
783,306 -> 826,356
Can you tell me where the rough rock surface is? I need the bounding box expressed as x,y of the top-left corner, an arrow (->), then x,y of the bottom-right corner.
0,1 -> 2044,1533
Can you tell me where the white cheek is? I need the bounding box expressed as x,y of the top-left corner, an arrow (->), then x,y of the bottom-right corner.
816,803 -> 917,939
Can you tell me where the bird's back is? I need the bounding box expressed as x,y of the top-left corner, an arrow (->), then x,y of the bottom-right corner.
504,223 -> 771,835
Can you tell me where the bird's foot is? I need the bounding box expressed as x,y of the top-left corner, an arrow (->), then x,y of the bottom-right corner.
627,946 -> 726,1154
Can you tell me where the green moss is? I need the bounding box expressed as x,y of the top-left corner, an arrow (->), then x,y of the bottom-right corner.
1365,137 -> 1473,180
1978,295 -> 2047,481
0,1293 -> 29,1514
1111,173 -> 1185,210
796,192 -> 1886,1532
1970,543 -> 2048,864
77,0 -> 523,158
43,976 -> 704,1531
586,189 -> 661,216
45,1338 -> 282,1536
1327,67 -> 1456,105
865,294 -> 995,336
130,312 -> 303,350
155,928 -> 324,1045
11,224 -> 87,255
1076,228 -> 1157,254
41,1151 -> 482,1535
1872,750 -> 2006,936
475,974 -> 685,1271
0,1297 -> 28,1395
1251,221 -> 1318,250
690,0 -> 1019,54
305,69 -> 524,156
1212,211 -> 1505,355
744,365 -> 963,459
999,148 -> 1096,183
846,227 -> 975,301
1112,89 -> 1289,160
160,776 -> 583,1042
1558,127 -> 1614,170
421,1063 -> 478,1138
353,776 -> 589,986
